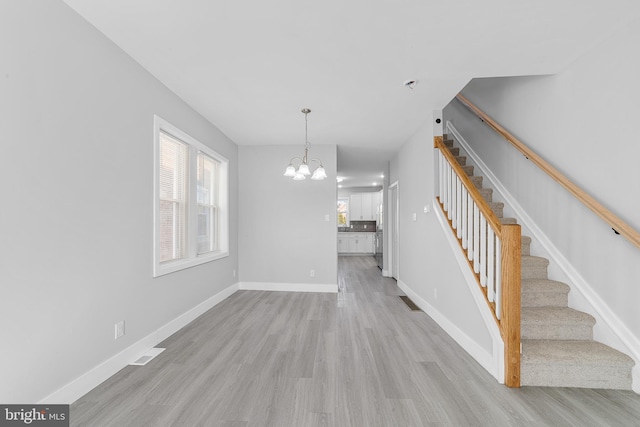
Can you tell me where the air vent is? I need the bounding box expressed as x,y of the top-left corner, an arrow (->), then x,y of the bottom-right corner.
399,295 -> 421,311
130,348 -> 166,366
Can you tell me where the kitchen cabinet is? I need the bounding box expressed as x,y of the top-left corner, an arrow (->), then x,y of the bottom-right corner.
337,235 -> 349,253
337,233 -> 375,254
349,192 -> 378,221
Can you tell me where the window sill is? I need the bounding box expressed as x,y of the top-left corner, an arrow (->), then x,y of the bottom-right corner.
153,250 -> 229,277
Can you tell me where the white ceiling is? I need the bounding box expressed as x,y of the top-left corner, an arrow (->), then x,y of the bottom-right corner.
63,0 -> 639,188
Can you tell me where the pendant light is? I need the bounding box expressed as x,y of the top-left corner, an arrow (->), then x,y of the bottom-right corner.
284,108 -> 327,181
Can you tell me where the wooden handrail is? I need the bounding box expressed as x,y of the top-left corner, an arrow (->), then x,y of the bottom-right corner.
456,93 -> 640,250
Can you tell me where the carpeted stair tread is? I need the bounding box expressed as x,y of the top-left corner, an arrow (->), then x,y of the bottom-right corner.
455,155 -> 467,166
461,165 -> 474,176
522,278 -> 570,294
479,187 -> 493,202
522,278 -> 569,307
443,139 -> 454,147
448,147 -> 460,156
522,340 -> 634,366
521,340 -> 634,389
522,307 -> 595,326
521,235 -> 531,256
488,201 -> 503,217
522,307 -> 595,340
521,256 -> 549,279
469,175 -> 483,189
499,217 -> 517,225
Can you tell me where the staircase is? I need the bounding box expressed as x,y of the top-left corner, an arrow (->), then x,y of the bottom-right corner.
443,137 -> 635,390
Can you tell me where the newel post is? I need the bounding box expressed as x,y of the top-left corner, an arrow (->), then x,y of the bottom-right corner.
501,224 -> 521,387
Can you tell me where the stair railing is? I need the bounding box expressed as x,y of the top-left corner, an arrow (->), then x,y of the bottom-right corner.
456,93 -> 640,250
434,135 -> 522,387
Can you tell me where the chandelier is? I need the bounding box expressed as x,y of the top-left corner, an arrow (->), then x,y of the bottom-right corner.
283,108 -> 327,181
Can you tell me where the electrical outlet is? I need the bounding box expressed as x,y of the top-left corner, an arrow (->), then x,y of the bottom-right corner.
324,214 -> 330,222
233,269 -> 236,277
310,269 -> 315,277
115,321 -> 125,340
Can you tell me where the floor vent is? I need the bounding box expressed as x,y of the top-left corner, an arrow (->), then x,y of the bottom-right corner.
130,348 -> 166,366
399,296 -> 421,311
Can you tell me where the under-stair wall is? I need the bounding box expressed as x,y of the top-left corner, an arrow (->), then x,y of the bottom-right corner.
442,23 -> 640,390
389,120 -> 504,382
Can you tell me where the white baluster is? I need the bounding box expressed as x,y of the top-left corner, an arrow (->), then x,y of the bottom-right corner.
488,226 -> 495,302
480,215 -> 487,286
456,178 -> 462,238
438,150 -> 444,203
448,166 -> 453,220
473,202 -> 480,273
461,186 -> 467,246
467,194 -> 474,261
495,238 -> 502,320
438,151 -> 443,201
444,161 -> 450,212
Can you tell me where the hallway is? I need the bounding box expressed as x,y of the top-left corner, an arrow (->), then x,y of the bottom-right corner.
71,257 -> 640,426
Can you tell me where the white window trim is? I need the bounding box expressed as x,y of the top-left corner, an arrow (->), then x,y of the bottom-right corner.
153,115 -> 229,277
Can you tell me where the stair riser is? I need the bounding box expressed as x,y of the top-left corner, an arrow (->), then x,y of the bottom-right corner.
521,324 -> 593,340
522,265 -> 548,280
479,188 -> 492,202
522,292 -> 568,307
521,364 -> 632,390
490,203 -> 503,218
449,147 -> 460,156
521,240 -> 530,256
470,176 -> 483,189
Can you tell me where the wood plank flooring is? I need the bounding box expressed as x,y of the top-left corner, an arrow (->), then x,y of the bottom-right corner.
71,256 -> 640,426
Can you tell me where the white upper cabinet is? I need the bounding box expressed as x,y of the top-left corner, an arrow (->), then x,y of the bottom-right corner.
349,192 -> 378,221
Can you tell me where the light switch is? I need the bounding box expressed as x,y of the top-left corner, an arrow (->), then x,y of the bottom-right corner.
424,205 -> 430,214
412,213 -> 417,221
324,214 -> 330,222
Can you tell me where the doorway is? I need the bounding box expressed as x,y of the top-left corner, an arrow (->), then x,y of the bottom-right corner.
388,182 -> 399,280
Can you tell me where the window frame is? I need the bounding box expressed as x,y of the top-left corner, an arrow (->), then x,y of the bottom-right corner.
153,115 -> 229,277
337,198 -> 349,228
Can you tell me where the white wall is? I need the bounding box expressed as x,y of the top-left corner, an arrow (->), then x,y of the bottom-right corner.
337,187 -> 382,198
238,145 -> 337,289
445,17 -> 640,368
0,0 -> 238,403
389,120 -> 494,362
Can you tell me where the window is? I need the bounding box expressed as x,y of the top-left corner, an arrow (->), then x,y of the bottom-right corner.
154,116 -> 229,277
337,198 -> 349,227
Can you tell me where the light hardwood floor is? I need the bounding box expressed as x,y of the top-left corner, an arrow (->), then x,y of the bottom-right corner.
71,256 -> 640,426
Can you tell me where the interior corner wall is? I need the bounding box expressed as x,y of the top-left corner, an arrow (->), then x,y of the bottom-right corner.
446,17 -> 640,357
0,1 -> 239,403
238,145 -> 337,288
389,119 -> 493,357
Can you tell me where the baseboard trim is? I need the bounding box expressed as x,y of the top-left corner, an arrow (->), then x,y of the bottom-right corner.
239,282 -> 338,293
449,120 -> 640,392
39,282 -> 240,404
